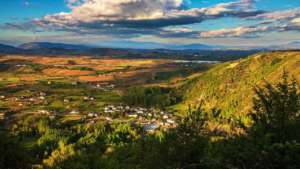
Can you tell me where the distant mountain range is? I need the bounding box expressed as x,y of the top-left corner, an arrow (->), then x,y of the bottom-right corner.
95,41 -> 225,50
15,42 -> 224,51
0,42 -> 240,56
171,43 -> 224,50
0,41 -> 299,52
0,41 -> 299,61
0,44 -> 21,53
18,42 -> 92,50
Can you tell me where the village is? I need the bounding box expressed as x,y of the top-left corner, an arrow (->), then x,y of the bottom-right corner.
31,104 -> 179,132
0,88 -> 179,132
0,57 -> 184,133
102,105 -> 179,132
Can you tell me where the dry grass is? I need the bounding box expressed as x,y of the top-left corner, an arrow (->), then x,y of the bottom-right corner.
1,55 -> 165,66
19,75 -> 42,81
227,62 -> 239,69
42,68 -> 95,76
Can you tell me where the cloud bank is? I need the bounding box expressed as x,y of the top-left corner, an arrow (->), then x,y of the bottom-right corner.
198,7 -> 300,38
2,0 -> 300,40
3,0 -> 262,37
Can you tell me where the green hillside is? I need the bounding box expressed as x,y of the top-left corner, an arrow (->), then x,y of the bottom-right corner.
178,51 -> 300,124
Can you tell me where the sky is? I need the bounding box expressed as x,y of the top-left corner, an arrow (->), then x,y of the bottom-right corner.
1,0 -> 300,48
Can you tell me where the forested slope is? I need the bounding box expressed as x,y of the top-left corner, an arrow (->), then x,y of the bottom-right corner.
179,51 -> 300,124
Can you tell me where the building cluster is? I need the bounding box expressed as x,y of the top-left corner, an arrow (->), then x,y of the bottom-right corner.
0,91 -> 48,107
64,105 -> 179,132
103,105 -> 179,132
92,83 -> 116,91
1,91 -> 179,133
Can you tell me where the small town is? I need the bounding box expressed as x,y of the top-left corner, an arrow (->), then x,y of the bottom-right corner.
0,90 -> 179,132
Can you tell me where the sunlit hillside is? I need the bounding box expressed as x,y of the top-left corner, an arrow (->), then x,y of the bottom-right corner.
179,51 -> 300,120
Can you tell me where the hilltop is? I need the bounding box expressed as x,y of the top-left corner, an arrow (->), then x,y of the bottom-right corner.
178,51 -> 300,123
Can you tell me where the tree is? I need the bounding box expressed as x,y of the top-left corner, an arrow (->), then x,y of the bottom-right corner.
0,129 -> 30,169
218,72 -> 300,169
251,72 -> 300,142
161,106 -> 209,169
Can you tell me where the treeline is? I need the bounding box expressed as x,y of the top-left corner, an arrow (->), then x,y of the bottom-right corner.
0,73 -> 300,169
122,86 -> 182,108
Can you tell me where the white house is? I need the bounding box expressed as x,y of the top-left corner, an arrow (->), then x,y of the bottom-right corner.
144,123 -> 159,132
166,119 -> 175,124
70,110 -> 79,115
163,115 -> 169,119
88,113 -> 94,117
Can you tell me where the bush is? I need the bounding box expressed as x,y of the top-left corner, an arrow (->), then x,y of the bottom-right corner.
122,86 -> 182,108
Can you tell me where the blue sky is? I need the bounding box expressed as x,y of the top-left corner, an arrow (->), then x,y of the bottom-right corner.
1,0 -> 300,47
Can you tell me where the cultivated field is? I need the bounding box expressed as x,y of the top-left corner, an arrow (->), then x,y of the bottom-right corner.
0,55 -> 211,87
0,55 -> 213,119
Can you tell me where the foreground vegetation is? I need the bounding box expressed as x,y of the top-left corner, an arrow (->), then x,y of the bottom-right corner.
1,72 -> 300,169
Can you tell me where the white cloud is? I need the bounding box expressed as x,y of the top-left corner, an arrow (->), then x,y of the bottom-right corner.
250,7 -> 300,21
199,26 -> 271,38
4,0 -> 263,39
35,0 -> 259,30
206,0 -> 255,15
62,0 -> 184,21
198,21 -> 300,39
291,17 -> 300,26
197,7 -> 300,38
